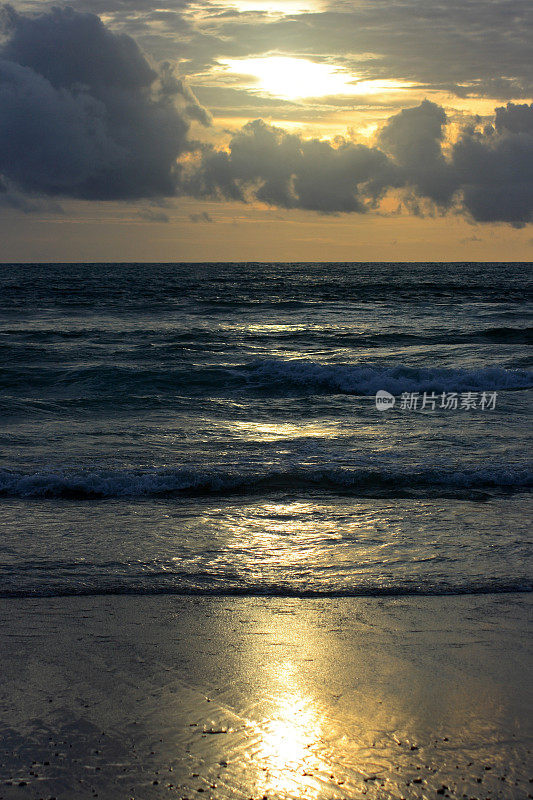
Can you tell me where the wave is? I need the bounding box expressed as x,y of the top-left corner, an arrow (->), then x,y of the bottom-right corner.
0,464 -> 530,499
1,359 -> 532,397
245,360 -> 533,395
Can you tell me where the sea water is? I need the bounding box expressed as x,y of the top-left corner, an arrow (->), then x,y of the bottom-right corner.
0,262 -> 531,597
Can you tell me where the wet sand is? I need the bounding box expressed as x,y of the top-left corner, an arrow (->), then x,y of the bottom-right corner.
0,593 -> 531,799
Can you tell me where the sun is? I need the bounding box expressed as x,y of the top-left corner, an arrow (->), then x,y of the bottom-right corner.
219,56 -> 414,100
220,56 -> 353,99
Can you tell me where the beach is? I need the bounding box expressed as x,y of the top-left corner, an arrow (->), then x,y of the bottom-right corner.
1,593 -> 531,799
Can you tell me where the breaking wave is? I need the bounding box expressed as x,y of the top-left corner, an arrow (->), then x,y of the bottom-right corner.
245,360 -> 533,395
0,464 -> 530,499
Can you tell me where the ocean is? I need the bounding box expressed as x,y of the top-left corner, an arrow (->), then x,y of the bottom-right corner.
0,262 -> 531,599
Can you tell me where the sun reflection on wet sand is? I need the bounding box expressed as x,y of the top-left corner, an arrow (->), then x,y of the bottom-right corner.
251,662 -> 327,798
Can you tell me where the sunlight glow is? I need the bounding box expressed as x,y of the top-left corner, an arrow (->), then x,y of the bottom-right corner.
219,56 -> 414,100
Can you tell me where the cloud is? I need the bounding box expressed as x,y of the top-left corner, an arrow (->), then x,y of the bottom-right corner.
189,211 -> 213,222
184,118 -> 399,213
495,101 -> 533,135
69,0 -> 192,11
0,4 -> 209,200
377,99 -> 533,224
138,207 -> 170,222
378,100 -> 457,205
451,102 -> 533,225
184,102 -> 533,225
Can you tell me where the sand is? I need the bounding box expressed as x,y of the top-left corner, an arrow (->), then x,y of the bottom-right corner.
0,593 -> 531,799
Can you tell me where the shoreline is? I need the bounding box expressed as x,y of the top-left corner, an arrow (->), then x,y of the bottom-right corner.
1,585 -> 532,599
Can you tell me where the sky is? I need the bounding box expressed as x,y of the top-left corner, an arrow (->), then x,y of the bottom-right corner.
0,0 -> 532,261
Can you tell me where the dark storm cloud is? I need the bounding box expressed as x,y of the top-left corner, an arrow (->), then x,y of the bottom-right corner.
378,100 -> 457,206
0,4 -> 209,200
451,103 -> 533,224
184,117 -> 400,213
186,102 -> 533,225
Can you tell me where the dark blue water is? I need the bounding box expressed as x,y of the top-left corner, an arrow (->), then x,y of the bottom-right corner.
0,262 -> 531,597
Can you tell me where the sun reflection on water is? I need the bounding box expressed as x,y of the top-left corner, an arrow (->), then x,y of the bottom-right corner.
225,420 -> 341,440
